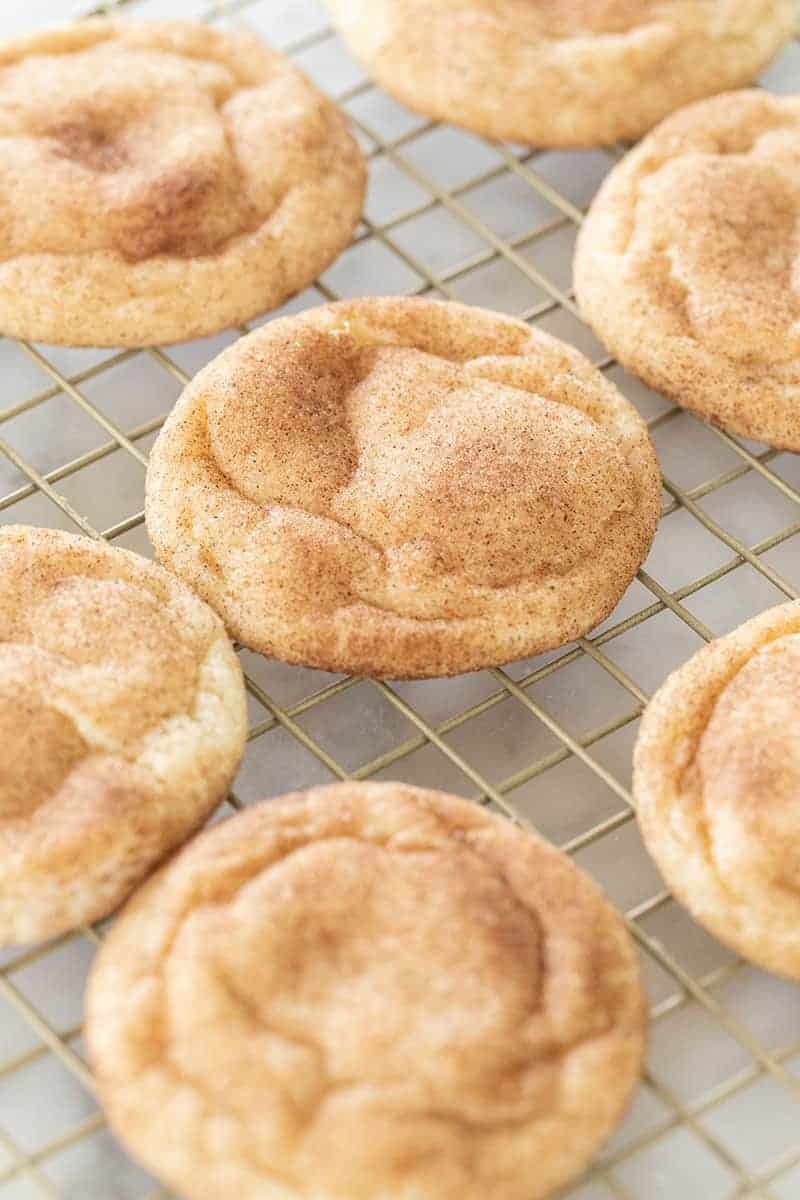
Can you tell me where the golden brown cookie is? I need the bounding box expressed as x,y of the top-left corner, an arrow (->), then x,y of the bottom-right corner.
635,601 -> 800,978
145,297 -> 661,678
0,525 -> 247,944
575,89 -> 800,449
326,0 -> 794,147
87,781 -> 646,1200
0,20 -> 365,347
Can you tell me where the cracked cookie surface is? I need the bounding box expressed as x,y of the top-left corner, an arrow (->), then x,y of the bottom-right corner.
634,601 -> 800,978
575,90 -> 800,449
145,297 -> 661,678
0,19 -> 365,346
0,525 -> 247,944
326,0 -> 793,147
87,781 -> 646,1200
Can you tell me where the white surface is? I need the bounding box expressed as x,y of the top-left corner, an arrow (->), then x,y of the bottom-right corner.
0,2 -> 799,1199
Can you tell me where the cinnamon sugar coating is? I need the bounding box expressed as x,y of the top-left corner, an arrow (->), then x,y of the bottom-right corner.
635,602 -> 800,978
326,0 -> 793,147
0,525 -> 247,944
575,90 -> 800,449
145,297 -> 661,678
87,782 -> 646,1200
0,20 -> 365,346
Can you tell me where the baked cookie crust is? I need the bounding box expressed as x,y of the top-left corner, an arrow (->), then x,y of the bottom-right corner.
145,297 -> 661,678
88,781 -> 646,1200
0,525 -> 247,944
635,601 -> 800,978
0,20 -> 365,346
327,0 -> 794,147
575,90 -> 800,449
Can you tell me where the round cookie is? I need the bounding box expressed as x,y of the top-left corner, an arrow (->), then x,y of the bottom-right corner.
0,525 -> 247,944
635,601 -> 800,979
0,20 -> 365,347
326,1 -> 794,147
87,781 -> 646,1200
145,297 -> 661,678
575,90 -> 800,449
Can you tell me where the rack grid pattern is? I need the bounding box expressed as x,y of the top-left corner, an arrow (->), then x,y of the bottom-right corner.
1,2 -> 800,1197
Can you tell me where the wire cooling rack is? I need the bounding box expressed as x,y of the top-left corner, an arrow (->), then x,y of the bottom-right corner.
0,1 -> 799,1197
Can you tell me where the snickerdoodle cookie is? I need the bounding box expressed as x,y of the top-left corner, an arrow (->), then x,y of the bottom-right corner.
145,297 -> 661,678
88,781 -> 646,1200
575,90 -> 800,449
326,1 -> 793,147
0,20 -> 364,347
635,602 -> 800,978
0,525 -> 246,944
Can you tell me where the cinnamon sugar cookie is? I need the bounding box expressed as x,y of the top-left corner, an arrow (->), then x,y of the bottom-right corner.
0,20 -> 365,346
87,781 -> 646,1200
0,525 -> 246,944
145,297 -> 661,679
635,602 -> 800,978
575,90 -> 800,449
326,0 -> 794,147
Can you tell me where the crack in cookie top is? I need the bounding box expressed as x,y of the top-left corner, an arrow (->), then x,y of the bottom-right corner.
634,601 -> 800,979
326,0 -> 794,146
0,525 -> 247,944
145,297 -> 661,678
87,782 -> 646,1200
0,20 -> 365,346
575,90 -> 800,449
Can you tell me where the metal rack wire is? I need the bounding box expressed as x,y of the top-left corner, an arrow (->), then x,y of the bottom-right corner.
0,1 -> 799,1196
